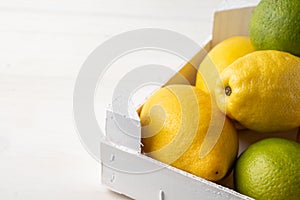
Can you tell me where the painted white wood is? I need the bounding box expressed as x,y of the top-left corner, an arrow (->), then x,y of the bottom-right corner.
101,141 -> 253,200
102,3 -> 300,199
0,0 -> 223,199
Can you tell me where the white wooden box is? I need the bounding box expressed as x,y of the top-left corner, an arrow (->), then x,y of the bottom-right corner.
100,2 -> 299,199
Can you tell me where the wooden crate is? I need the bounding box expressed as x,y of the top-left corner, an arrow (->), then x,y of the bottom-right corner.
101,3 -> 299,200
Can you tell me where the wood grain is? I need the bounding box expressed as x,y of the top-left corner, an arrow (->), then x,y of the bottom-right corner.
0,1 -> 222,199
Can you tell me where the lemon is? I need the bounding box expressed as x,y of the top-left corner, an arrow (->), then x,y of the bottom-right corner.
249,0 -> 300,56
140,85 -> 238,181
215,50 -> 300,133
235,138 -> 300,200
196,36 -> 255,93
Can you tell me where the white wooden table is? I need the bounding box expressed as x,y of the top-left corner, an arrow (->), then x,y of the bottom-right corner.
0,0 -> 228,199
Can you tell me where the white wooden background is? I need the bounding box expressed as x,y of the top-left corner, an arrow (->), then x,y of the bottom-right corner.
0,0 -> 232,199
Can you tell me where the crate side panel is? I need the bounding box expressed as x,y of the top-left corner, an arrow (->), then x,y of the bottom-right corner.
165,39 -> 211,86
212,7 -> 255,47
101,142 -> 252,200
106,110 -> 141,152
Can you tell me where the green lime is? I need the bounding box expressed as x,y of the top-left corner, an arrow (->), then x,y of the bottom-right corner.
234,138 -> 300,200
249,0 -> 300,56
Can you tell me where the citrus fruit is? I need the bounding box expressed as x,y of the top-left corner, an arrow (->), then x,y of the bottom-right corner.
235,138 -> 300,200
140,85 -> 238,181
249,0 -> 300,56
196,36 -> 255,93
215,50 -> 300,133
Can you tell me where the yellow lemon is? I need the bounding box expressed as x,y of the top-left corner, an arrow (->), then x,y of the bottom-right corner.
140,85 -> 238,181
196,36 -> 255,93
215,50 -> 300,133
